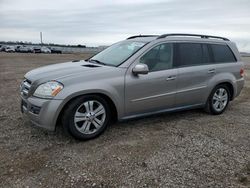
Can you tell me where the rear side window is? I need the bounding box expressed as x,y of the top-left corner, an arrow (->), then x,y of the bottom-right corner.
174,43 -> 204,67
210,44 -> 236,63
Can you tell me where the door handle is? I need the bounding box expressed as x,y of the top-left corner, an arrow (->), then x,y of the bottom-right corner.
166,76 -> 176,81
208,69 -> 216,74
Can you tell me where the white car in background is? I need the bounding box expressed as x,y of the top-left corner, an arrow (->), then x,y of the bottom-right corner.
41,46 -> 51,53
19,46 -> 32,53
5,46 -> 15,52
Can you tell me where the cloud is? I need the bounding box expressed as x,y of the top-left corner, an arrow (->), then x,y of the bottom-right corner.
0,0 -> 250,51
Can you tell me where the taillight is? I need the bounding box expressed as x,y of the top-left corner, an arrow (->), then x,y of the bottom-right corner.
240,68 -> 244,77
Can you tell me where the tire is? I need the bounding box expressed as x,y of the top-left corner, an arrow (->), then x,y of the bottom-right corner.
205,84 -> 230,115
62,95 -> 111,140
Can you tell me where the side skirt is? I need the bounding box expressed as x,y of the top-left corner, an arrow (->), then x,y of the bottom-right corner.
119,103 -> 205,121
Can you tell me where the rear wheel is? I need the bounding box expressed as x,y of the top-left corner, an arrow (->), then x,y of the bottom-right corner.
62,95 -> 111,140
205,85 -> 230,115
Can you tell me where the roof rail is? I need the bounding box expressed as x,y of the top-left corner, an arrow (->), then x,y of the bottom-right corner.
157,33 -> 230,41
127,35 -> 159,40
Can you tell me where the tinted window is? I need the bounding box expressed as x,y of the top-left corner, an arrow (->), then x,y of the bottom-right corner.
175,43 -> 203,67
140,43 -> 173,72
210,44 -> 236,63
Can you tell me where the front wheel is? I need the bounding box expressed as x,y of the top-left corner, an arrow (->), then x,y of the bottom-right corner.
205,85 -> 230,115
62,95 -> 111,140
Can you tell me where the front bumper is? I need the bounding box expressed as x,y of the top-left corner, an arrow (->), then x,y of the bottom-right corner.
21,96 -> 63,131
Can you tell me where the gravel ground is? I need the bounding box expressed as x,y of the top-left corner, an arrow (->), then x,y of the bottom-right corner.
0,53 -> 249,187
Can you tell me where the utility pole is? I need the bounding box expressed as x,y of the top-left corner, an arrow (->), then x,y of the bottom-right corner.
40,32 -> 43,45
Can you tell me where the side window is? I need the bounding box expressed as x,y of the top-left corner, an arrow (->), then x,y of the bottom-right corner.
210,44 -> 236,63
140,43 -> 173,72
174,43 -> 203,67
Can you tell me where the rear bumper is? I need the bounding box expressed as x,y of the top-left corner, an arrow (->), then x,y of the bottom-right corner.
234,77 -> 244,98
21,96 -> 63,131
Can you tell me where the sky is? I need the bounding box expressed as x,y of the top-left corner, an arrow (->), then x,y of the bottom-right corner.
0,0 -> 250,52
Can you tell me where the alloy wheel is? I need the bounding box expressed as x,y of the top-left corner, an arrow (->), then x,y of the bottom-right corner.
74,100 -> 106,134
212,88 -> 228,112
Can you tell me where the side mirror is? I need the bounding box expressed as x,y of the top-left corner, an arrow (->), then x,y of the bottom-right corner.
132,64 -> 149,75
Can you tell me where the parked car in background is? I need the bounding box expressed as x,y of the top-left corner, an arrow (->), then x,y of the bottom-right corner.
5,46 -> 15,52
19,46 -> 32,53
15,45 -> 21,52
33,46 -> 42,53
50,47 -> 62,54
41,46 -> 51,53
0,45 -> 7,52
20,33 -> 245,140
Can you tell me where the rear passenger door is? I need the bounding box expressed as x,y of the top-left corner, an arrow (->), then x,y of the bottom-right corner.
174,43 -> 215,107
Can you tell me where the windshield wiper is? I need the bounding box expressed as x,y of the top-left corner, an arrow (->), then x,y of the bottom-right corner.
88,59 -> 106,65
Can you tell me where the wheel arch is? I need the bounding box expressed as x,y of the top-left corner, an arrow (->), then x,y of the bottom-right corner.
207,71 -> 238,102
210,81 -> 234,101
55,92 -> 118,129
219,82 -> 234,100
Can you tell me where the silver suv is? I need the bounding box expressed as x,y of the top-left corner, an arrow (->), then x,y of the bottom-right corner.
20,34 -> 245,140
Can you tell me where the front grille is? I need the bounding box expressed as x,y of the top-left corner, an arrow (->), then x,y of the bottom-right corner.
20,79 -> 32,97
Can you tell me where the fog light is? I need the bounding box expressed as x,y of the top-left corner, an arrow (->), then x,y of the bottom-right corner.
30,105 -> 41,115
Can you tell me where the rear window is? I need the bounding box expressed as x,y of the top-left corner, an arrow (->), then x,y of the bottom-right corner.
210,44 -> 236,63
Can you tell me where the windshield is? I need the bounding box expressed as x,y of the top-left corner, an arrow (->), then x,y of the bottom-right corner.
89,41 -> 147,66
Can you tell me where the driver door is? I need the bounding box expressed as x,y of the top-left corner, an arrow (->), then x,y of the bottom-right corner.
125,43 -> 178,117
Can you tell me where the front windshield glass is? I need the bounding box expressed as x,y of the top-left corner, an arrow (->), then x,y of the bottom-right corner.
89,41 -> 147,66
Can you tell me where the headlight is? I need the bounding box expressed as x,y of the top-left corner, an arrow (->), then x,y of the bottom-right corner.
33,81 -> 63,98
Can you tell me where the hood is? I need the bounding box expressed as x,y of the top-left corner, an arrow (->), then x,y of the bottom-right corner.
25,60 -> 115,83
